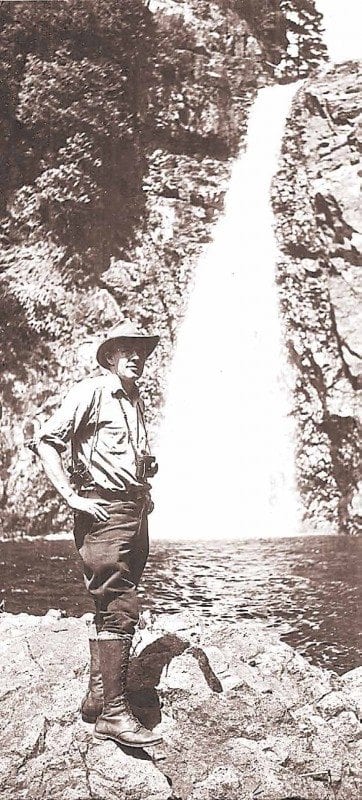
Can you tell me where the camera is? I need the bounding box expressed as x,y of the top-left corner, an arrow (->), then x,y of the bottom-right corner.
68,463 -> 93,489
135,451 -> 158,481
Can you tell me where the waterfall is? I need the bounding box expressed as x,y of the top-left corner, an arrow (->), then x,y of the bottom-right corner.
151,82 -> 302,540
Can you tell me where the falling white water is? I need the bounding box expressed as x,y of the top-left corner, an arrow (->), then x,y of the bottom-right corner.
151,82 -> 303,540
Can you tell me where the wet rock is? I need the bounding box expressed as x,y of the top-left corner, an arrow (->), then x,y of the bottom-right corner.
0,611 -> 360,800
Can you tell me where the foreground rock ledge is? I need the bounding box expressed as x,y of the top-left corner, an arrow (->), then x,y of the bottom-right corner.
0,611 -> 360,800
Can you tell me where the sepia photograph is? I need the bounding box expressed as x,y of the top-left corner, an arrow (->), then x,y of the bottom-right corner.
0,1 -> 361,798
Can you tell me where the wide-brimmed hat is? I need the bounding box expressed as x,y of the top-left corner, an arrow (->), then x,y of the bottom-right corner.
96,321 -> 159,369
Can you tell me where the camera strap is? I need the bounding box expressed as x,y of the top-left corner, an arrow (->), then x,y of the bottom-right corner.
136,401 -> 151,454
118,396 -> 146,460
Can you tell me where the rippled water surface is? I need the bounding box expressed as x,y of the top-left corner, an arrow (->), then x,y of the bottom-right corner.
1,535 -> 360,674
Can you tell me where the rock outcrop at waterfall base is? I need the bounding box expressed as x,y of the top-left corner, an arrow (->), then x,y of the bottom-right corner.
272,61 -> 362,535
0,610 -> 361,800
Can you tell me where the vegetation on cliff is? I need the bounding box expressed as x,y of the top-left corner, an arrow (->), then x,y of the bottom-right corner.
280,0 -> 328,75
0,0 -> 328,348
225,0 -> 327,75
0,0 -> 155,337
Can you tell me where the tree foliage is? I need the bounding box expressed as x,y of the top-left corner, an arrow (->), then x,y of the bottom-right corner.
233,0 -> 288,63
0,0 -> 155,341
280,0 -> 328,76
221,0 -> 327,73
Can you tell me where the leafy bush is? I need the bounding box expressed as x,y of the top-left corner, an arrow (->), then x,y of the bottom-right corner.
0,0 -> 155,341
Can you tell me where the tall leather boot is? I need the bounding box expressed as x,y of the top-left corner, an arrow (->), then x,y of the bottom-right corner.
94,637 -> 162,748
81,638 -> 104,724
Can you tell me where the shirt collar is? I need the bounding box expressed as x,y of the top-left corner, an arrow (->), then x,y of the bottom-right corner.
105,372 -> 140,402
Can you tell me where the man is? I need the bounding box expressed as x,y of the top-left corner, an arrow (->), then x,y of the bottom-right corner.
34,320 -> 162,748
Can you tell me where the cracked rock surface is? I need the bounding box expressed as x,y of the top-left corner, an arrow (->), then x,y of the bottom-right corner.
0,609 -> 361,799
272,61 -> 361,535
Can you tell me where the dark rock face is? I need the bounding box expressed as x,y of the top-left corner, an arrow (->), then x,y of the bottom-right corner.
0,610 -> 361,799
272,61 -> 361,535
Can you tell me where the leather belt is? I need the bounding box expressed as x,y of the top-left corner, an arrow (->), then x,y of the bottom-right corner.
88,484 -> 149,502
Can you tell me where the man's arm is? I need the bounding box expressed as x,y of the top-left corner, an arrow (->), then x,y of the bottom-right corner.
37,441 -> 110,522
34,381 -> 109,522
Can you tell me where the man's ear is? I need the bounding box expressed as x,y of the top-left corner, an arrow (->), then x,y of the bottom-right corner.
104,348 -> 115,368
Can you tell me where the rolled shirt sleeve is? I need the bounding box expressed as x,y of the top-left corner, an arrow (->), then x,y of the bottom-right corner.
34,383 -> 90,455
30,373 -> 149,491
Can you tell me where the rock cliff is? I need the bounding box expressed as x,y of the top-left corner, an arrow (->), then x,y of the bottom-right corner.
272,61 -> 361,534
0,610 -> 361,800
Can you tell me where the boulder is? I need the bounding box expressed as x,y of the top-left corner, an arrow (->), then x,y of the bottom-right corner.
0,610 -> 360,799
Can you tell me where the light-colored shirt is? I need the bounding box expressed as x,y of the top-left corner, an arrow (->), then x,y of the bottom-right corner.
35,373 -> 149,491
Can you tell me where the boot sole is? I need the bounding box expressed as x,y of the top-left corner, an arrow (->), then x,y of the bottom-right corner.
94,731 -> 163,748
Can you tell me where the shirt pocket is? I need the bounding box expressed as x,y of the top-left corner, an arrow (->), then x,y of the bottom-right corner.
99,425 -> 129,455
99,395 -> 134,450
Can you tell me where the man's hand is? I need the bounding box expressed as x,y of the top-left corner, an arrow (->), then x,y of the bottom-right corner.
36,441 -> 110,521
67,494 -> 110,521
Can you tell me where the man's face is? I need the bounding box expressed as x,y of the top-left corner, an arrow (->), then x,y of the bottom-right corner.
109,342 -> 147,383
